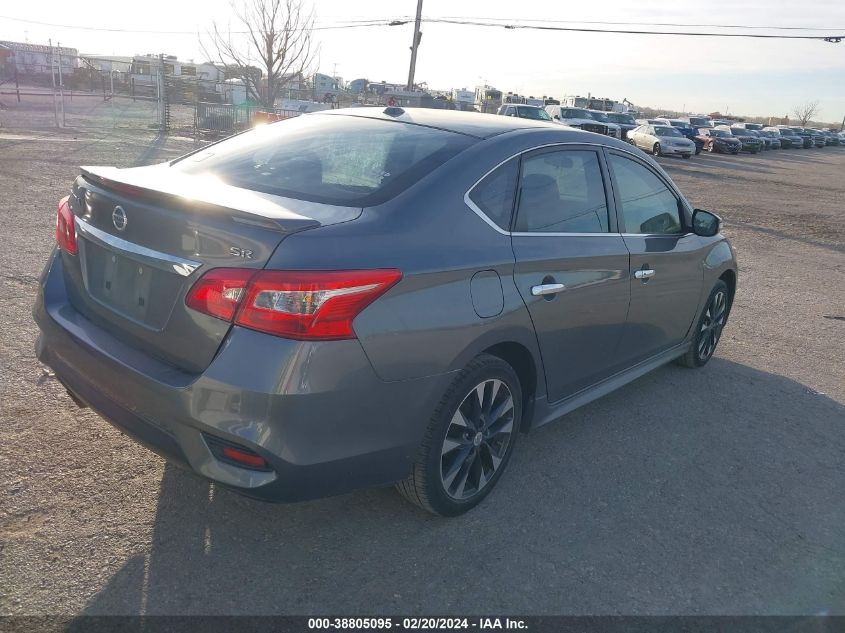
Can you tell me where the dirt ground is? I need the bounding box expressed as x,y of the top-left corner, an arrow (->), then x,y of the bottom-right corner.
1,128 -> 843,617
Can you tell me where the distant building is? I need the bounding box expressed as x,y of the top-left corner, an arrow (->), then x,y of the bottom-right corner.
348,78 -> 368,94
313,72 -> 340,94
79,55 -> 133,74
451,88 -> 474,104
129,55 -> 224,82
0,40 -> 77,75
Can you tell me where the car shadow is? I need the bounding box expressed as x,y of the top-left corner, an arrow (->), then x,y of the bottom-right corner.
68,358 -> 845,617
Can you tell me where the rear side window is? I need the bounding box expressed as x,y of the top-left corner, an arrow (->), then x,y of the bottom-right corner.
468,159 -> 518,230
515,150 -> 609,233
608,154 -> 682,235
172,114 -> 475,206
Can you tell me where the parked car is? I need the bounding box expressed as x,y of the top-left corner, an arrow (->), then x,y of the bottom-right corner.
605,111 -> 639,140
497,104 -> 554,122
723,126 -> 762,153
33,108 -> 736,516
545,106 -> 612,136
628,124 -> 696,158
757,129 -> 782,149
696,127 -> 741,154
657,119 -> 704,154
684,115 -> 712,129
710,119 -> 734,128
805,128 -> 827,148
817,129 -> 840,146
768,126 -> 802,149
636,118 -> 669,126
586,110 -> 622,139
783,126 -> 814,148
746,129 -> 772,150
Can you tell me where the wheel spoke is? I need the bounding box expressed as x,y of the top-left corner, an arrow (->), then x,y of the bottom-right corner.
442,444 -> 473,489
487,414 -> 514,436
488,394 -> 514,428
453,454 -> 474,498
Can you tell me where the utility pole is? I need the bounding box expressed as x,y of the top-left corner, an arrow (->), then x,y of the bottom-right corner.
57,42 -> 66,127
49,39 -> 59,128
406,0 -> 423,91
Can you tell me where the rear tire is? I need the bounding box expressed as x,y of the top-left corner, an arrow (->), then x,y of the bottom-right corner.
683,154 -> 692,159
677,280 -> 730,369
396,354 -> 522,516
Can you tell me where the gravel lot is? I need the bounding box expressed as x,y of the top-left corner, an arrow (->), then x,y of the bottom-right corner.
1,128 -> 843,617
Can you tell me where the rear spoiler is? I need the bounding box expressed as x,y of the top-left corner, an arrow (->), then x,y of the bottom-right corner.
79,165 -> 361,232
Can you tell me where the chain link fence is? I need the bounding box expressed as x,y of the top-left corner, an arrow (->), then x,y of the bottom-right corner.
0,68 -> 307,137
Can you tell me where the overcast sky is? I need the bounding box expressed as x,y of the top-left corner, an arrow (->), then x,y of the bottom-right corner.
2,0 -> 844,121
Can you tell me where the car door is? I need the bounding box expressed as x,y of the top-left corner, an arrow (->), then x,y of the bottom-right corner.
605,149 -> 705,365
510,146 -> 631,402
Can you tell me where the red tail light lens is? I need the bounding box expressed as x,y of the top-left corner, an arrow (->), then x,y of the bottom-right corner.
185,268 -> 254,321
56,196 -> 77,255
186,268 -> 401,340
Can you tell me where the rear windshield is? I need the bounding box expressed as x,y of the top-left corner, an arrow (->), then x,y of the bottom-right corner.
171,114 -> 475,206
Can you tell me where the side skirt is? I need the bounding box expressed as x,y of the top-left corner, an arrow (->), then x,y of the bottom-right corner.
528,342 -> 690,430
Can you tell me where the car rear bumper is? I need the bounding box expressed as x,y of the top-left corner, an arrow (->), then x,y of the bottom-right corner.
33,250 -> 442,502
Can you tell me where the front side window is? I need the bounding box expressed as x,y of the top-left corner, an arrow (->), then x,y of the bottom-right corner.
468,159 -> 519,230
608,154 -> 683,235
514,150 -> 609,233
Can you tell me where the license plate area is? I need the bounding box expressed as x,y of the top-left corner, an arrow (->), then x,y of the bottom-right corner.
80,238 -> 183,330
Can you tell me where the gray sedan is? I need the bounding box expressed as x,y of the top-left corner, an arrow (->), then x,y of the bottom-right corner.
628,124 -> 696,158
33,108 -> 737,516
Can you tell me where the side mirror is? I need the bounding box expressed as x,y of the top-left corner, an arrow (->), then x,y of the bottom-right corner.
692,209 -> 721,237
553,115 -> 560,120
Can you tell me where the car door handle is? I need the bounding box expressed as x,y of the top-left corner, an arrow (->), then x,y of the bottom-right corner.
531,283 -> 566,296
634,269 -> 656,280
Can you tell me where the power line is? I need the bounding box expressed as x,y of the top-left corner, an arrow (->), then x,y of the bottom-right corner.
399,15 -> 845,32
416,17 -> 844,40
1,12 -> 842,41
0,14 -> 393,34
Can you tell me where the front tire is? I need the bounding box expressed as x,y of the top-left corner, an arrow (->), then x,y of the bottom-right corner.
653,143 -> 661,156
677,280 -> 730,368
397,354 -> 522,516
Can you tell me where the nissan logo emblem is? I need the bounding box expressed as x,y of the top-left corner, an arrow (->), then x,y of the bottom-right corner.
112,206 -> 127,231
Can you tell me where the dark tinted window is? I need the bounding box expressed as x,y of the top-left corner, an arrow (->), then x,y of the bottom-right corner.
468,159 -> 518,230
515,150 -> 609,233
172,114 -> 474,206
609,154 -> 682,235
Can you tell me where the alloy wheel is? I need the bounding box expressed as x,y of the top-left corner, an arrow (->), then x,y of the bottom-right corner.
440,379 -> 515,500
697,289 -> 727,362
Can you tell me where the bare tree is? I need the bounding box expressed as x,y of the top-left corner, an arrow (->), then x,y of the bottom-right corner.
791,100 -> 820,127
203,0 -> 318,110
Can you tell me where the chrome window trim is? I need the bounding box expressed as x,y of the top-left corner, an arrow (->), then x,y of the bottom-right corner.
464,141 -> 665,238
75,215 -> 202,277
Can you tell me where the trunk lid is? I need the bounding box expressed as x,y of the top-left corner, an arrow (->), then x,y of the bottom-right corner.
64,164 -> 360,373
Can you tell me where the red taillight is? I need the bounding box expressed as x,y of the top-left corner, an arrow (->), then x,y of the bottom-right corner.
184,268 -> 255,321
56,196 -> 77,255
221,446 -> 268,469
185,268 -> 402,340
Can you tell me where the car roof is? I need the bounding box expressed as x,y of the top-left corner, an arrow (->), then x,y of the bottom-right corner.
316,107 -> 554,139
